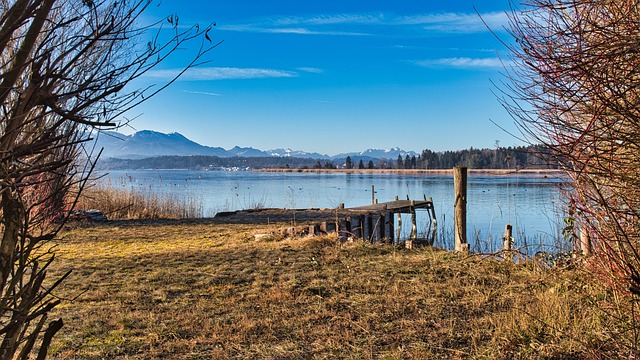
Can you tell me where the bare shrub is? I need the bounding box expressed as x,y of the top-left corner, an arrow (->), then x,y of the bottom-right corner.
499,0 -> 640,352
0,0 -> 217,357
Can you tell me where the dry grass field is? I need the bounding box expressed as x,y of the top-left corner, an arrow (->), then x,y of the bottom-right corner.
46,219 -> 621,359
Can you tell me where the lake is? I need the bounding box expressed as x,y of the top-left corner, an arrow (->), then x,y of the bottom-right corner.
99,170 -> 570,254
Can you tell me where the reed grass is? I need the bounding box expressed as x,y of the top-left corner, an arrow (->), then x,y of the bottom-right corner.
75,182 -> 205,220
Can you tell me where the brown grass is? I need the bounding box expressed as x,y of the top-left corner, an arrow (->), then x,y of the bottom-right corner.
46,220 -> 621,359
75,182 -> 205,220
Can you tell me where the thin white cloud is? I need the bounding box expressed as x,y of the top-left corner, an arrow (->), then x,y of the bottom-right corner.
221,24 -> 371,36
221,11 -> 508,36
145,67 -> 298,81
182,90 -> 221,96
297,67 -> 323,74
264,27 -> 370,36
398,11 -> 508,33
272,13 -> 385,26
414,57 -> 508,68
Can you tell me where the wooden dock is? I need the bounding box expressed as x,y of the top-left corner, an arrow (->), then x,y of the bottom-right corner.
307,195 -> 437,247
349,199 -> 434,215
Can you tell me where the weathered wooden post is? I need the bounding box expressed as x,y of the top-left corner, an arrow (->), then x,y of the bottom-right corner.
454,166 -> 469,252
503,224 -> 513,261
384,209 -> 394,243
352,216 -> 362,239
320,221 -> 327,234
410,200 -> 417,240
338,219 -> 351,240
372,213 -> 382,243
429,197 -> 437,226
363,213 -> 373,242
322,221 -> 337,234
503,224 -> 513,251
395,196 -> 402,240
372,185 -> 375,204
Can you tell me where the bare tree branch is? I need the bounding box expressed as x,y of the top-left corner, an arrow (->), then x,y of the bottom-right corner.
0,0 -> 217,357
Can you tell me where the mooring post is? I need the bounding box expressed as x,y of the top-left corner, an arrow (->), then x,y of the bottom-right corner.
428,197 -> 437,226
372,185 -> 375,204
454,166 -> 468,252
503,224 -> 513,251
410,200 -> 417,240
503,224 -> 513,261
395,196 -> 402,240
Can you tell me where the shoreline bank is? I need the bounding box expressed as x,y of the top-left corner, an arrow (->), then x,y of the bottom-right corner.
254,168 -> 565,176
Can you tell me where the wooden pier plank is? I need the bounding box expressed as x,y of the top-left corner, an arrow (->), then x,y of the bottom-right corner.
348,199 -> 433,213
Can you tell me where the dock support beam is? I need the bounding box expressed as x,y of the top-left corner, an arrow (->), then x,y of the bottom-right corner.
384,210 -> 394,243
410,200 -> 417,240
351,216 -> 362,239
395,196 -> 402,241
372,213 -> 382,243
363,214 -> 373,242
454,167 -> 468,252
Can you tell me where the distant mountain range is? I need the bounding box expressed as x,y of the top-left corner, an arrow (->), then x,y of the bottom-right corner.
92,130 -> 419,161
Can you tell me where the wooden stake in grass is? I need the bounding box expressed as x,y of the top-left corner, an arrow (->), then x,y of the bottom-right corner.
503,224 -> 513,262
410,200 -> 417,240
454,167 -> 468,252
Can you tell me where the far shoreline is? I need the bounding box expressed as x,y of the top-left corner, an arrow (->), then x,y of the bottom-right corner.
253,168 -> 565,176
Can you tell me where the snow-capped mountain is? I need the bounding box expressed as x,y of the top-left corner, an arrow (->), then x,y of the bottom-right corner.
93,130 -> 228,159
227,146 -> 269,157
268,148 -> 330,159
332,147 -> 419,160
92,130 -> 415,161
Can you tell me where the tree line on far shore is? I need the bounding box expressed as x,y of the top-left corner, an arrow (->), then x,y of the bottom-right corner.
99,144 -> 557,170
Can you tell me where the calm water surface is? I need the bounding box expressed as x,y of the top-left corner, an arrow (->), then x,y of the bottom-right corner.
100,170 -> 570,253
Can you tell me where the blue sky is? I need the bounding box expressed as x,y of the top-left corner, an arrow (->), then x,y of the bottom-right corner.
125,0 -> 517,156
